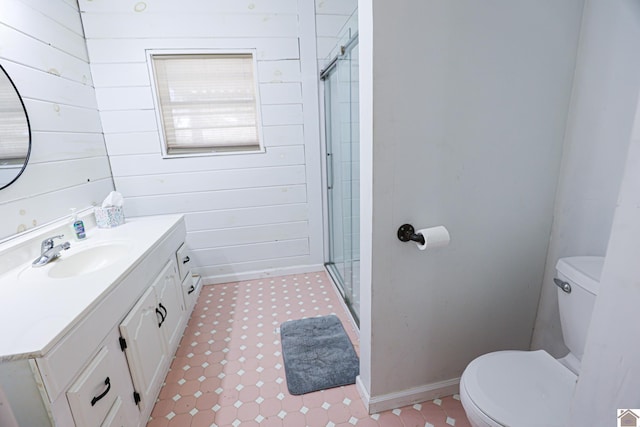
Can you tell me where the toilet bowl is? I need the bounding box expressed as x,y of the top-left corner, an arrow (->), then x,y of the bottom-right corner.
460,350 -> 576,427
460,256 -> 604,427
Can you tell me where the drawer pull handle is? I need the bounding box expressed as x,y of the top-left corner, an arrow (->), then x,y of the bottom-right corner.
91,377 -> 111,407
159,302 -> 167,318
157,303 -> 168,327
188,285 -> 195,295
182,256 -> 190,264
156,306 -> 165,328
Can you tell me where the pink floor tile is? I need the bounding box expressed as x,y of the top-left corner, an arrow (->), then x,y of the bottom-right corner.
147,271 -> 470,427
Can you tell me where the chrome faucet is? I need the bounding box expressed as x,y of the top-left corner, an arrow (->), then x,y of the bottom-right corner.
32,235 -> 70,267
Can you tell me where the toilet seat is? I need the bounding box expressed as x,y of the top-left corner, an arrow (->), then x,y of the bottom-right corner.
460,350 -> 577,427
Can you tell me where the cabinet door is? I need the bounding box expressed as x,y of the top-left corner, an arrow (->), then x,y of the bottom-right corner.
66,347 -> 117,427
154,260 -> 186,355
119,286 -> 167,412
100,397 -> 126,427
66,328 -> 139,427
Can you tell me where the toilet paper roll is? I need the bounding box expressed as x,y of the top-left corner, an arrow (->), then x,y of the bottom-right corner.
415,226 -> 450,251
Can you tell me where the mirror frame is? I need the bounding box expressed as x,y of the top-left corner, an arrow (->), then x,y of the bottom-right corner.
0,63 -> 31,190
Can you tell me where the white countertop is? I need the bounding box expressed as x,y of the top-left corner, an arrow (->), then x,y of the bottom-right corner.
0,214 -> 183,361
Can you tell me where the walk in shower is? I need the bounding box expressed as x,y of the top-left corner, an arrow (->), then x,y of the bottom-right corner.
321,34 -> 360,324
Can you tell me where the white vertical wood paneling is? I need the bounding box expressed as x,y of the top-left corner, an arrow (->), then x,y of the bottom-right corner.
0,0 -> 88,61
113,166 -> 306,197
80,0 -> 325,281
257,60 -> 302,83
109,146 -> 305,176
188,221 -> 309,249
90,63 -> 151,87
86,38 -> 299,63
262,125 -> 305,147
259,83 -> 302,105
0,179 -> 113,235
24,100 -> 103,133
18,0 -> 84,36
124,185 -> 307,216
298,0 -> 327,276
2,61 -> 97,109
315,0 -> 358,61
184,204 -> 308,231
103,132 -> 160,156
0,0 -> 112,240
0,24 -> 93,85
95,86 -> 154,111
79,0 -> 298,14
0,158 -> 111,203
261,105 -> 304,126
29,132 -> 107,164
81,13 -> 299,39
192,238 -> 309,266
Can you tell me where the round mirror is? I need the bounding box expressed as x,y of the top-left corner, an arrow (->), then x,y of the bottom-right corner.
0,64 -> 31,189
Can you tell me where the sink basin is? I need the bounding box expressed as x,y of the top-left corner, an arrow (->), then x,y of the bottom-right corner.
18,243 -> 131,281
48,243 -> 130,278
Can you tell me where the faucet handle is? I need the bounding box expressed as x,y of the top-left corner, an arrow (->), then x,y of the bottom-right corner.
41,234 -> 65,252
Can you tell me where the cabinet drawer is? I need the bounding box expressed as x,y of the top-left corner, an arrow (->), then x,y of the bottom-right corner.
182,274 -> 202,313
175,243 -> 192,281
67,347 -> 117,427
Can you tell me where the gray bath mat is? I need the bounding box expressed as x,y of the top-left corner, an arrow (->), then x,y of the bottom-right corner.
280,315 -> 359,395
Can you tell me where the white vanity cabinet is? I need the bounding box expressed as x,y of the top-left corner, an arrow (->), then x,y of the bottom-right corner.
65,329 -> 139,427
119,258 -> 186,413
0,214 -> 198,427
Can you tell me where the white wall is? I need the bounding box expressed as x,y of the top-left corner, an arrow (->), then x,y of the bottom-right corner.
531,0 -> 640,359
79,0 -> 324,283
359,0 -> 584,410
569,1 -> 640,423
0,0 -> 113,240
571,78 -> 640,424
572,100 -> 640,424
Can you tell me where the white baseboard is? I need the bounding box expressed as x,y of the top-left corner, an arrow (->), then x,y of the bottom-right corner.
358,377 -> 460,414
356,376 -> 371,409
199,264 -> 325,285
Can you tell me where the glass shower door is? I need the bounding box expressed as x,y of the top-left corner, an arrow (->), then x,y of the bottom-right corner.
324,40 -> 360,324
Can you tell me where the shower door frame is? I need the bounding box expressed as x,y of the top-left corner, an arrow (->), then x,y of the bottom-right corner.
320,34 -> 360,326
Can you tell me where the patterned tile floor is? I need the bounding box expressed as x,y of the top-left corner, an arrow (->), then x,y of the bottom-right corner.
147,271 -> 471,427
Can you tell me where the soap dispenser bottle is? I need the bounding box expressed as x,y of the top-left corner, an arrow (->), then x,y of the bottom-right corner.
70,208 -> 86,240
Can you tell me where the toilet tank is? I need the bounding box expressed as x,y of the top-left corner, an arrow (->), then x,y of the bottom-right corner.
555,256 -> 604,365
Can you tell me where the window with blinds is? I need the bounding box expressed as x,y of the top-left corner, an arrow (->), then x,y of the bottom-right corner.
150,52 -> 263,156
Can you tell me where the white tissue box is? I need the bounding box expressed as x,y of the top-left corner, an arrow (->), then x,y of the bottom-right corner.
94,206 -> 125,228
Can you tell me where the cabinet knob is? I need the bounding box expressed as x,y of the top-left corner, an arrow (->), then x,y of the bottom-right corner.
182,256 -> 190,264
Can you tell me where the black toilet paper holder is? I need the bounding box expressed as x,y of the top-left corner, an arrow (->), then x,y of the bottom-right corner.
397,224 -> 425,245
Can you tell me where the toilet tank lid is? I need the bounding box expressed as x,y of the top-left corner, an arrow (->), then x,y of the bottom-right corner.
556,256 -> 605,295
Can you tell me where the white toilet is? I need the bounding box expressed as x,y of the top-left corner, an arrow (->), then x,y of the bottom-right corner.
459,256 -> 604,427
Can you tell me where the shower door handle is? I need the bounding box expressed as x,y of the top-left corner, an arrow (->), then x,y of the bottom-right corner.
327,152 -> 334,190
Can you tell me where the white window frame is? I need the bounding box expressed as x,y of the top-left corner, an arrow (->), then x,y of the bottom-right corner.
147,48 -> 266,158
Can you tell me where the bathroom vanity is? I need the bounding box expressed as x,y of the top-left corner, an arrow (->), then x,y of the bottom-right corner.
0,212 -> 202,426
